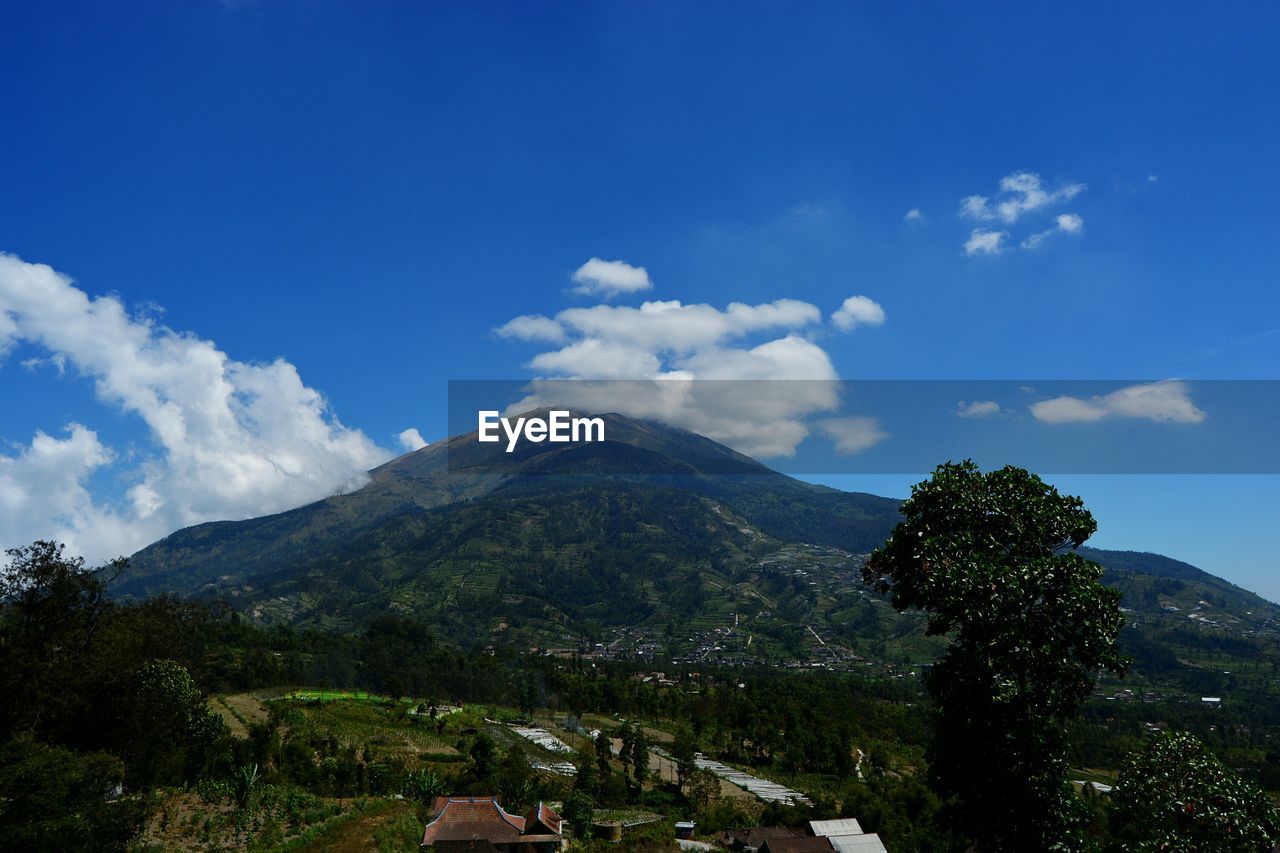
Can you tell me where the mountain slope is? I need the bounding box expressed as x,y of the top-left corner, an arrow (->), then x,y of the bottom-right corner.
118,413 -> 900,602
120,414 -> 1280,678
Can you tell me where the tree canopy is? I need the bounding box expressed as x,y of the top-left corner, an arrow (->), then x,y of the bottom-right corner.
865,461 -> 1128,850
1112,729 -> 1280,851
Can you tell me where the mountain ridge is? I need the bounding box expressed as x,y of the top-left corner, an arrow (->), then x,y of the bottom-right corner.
118,413 -> 1280,677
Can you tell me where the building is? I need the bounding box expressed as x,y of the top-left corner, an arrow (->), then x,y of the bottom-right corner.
759,837 -> 835,853
806,818 -> 887,853
420,797 -> 563,852
717,826 -> 806,852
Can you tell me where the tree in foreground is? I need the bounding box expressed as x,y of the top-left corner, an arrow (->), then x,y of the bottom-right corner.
1111,730 -> 1280,851
864,462 -> 1128,850
562,789 -> 596,838
0,737 -> 145,852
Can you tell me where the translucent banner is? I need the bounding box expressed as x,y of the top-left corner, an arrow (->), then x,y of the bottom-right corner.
445,379 -> 1280,475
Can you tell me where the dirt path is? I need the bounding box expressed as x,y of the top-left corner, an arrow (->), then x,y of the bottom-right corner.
224,692 -> 270,725
208,697 -> 248,738
610,738 -> 754,802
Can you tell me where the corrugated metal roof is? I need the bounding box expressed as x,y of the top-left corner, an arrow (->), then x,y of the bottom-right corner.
807,818 -> 863,837
825,833 -> 887,853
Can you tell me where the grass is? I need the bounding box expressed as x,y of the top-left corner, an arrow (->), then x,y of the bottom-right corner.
287,798 -> 422,852
283,690 -> 409,704
287,699 -> 464,769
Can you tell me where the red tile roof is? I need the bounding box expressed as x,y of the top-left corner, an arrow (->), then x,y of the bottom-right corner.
421,797 -> 527,846
525,802 -> 563,835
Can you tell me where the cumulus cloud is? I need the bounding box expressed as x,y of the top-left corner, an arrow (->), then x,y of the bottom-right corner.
528,339 -> 662,379
493,314 -> 565,343
1022,213 -> 1084,249
397,428 -> 428,452
831,295 -> 886,332
570,257 -> 653,298
904,208 -> 924,222
1031,381 -> 1206,425
1057,212 -> 1084,234
0,252 -> 392,564
550,298 -> 822,354
817,417 -> 889,455
956,400 -> 1001,418
961,171 -> 1085,224
510,298 -> 825,379
497,282 -> 868,456
964,229 -> 1007,256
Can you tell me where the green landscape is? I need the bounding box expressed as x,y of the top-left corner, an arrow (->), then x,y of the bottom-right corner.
4,422 -> 1280,850
8,4 -> 1280,850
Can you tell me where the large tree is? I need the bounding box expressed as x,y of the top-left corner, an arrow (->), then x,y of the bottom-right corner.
0,541 -> 123,744
864,461 -> 1127,850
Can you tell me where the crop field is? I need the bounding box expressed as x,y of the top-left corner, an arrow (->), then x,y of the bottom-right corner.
293,701 -> 462,760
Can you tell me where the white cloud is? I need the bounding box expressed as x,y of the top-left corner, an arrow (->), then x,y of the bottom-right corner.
1022,212 -> 1084,249
818,417 -> 889,455
831,295 -> 886,332
570,257 -> 653,298
19,353 -> 67,375
493,314 -> 566,343
964,229 -> 1007,256
397,428 -> 428,452
1056,213 -> 1084,234
0,424 -> 136,562
961,171 -> 1085,225
547,298 -> 822,356
1031,381 -> 1206,425
904,208 -> 924,222
528,339 -> 662,379
0,252 -> 392,564
960,171 -> 1088,255
499,282 -> 864,457
956,400 -> 1001,418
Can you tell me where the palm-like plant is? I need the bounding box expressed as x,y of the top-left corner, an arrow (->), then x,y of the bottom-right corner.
235,763 -> 260,807
404,768 -> 447,805
501,777 -> 538,812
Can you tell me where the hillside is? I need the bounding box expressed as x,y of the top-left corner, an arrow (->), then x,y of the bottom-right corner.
118,413 -> 903,628
121,414 -> 1280,684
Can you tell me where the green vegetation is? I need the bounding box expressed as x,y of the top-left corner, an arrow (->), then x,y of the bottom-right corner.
867,462 -> 1128,850
5,445 -> 1280,849
1111,730 -> 1280,851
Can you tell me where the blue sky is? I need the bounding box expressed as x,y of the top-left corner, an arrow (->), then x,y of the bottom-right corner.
2,2 -> 1279,597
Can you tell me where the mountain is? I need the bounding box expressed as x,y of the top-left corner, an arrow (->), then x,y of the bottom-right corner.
120,413 -> 1280,680
118,413 -> 901,640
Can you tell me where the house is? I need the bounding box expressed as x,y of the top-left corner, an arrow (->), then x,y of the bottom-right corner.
759,837 -> 835,853
420,797 -> 563,852
717,826 -> 806,852
806,817 -> 887,853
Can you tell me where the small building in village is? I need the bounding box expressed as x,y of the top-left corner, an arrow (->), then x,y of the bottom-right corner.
728,819 -> 887,853
759,837 -> 835,853
717,826 -> 806,852
805,818 -> 887,853
420,797 -> 563,852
